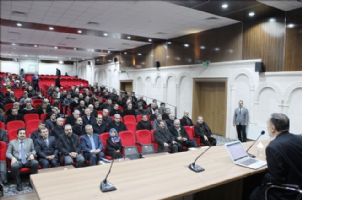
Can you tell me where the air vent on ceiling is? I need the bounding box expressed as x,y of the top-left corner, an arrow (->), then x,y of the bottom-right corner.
87,21 -> 100,26
11,11 -> 27,17
205,17 -> 220,20
65,37 -> 77,40
8,31 -> 21,35
156,32 -> 168,35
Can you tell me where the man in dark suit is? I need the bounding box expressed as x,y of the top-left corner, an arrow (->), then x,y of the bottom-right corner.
66,109 -> 81,126
34,127 -> 59,168
58,124 -> 85,167
80,124 -> 104,166
82,108 -> 96,126
93,114 -> 108,134
165,113 -> 175,130
169,119 -> 196,151
102,109 -> 112,127
180,111 -> 193,127
250,113 -> 302,200
6,128 -> 38,191
73,117 -> 85,136
109,114 -> 127,133
136,114 -> 152,130
154,121 -> 179,153
194,116 -> 216,146
52,117 -> 65,139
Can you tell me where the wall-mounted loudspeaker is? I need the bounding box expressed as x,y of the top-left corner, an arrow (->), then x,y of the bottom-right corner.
88,61 -> 91,65
155,61 -> 160,70
255,62 -> 265,72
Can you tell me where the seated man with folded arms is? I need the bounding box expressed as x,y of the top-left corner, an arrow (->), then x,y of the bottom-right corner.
169,119 -> 197,151
250,113 -> 302,200
194,116 -> 216,146
58,124 -> 85,167
80,124 -> 104,165
34,127 -> 59,168
136,114 -> 152,130
154,121 -> 179,153
6,128 -> 38,191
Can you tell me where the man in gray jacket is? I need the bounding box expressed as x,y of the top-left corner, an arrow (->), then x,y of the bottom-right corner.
6,128 -> 38,191
233,100 -> 249,142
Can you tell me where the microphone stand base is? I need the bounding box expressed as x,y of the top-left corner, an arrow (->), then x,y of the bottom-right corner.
188,163 -> 205,173
100,180 -> 117,192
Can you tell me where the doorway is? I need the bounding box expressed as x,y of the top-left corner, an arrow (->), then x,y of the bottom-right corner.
192,78 -> 227,136
120,80 -> 133,93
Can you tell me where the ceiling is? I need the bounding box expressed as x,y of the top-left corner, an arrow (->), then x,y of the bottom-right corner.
0,0 -> 238,61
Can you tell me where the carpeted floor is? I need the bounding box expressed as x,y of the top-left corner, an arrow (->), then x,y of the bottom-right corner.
2,134 -> 236,197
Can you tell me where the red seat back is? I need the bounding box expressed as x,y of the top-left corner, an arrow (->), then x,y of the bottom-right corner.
0,121 -> 5,130
24,113 -> 39,123
135,130 -> 152,145
4,103 -> 13,112
99,132 -> 110,150
136,114 -> 142,122
123,115 -> 136,123
125,122 -> 136,134
6,120 -> 25,131
119,130 -> 136,147
183,126 -> 195,140
40,113 -> 48,122
8,129 -> 19,141
0,141 -> 7,161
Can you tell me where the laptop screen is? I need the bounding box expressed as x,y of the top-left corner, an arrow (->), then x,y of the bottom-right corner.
226,142 -> 248,161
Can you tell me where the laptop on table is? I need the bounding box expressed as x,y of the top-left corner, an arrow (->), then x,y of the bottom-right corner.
225,141 -> 267,169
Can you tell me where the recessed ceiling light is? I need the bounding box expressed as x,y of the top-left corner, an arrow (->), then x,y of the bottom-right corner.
138,53 -> 142,56
59,60 -> 63,64
11,43 -> 16,46
24,55 -> 28,57
108,50 -> 111,53
77,30 -> 82,34
108,60 -> 112,62
221,3 -> 228,9
167,41 -> 172,45
124,52 -> 127,55
127,36 -> 131,39
148,38 -> 152,42
103,33 -> 108,37
287,23 -> 295,28
34,44 -> 38,47
214,47 -> 220,51
248,11 -> 255,17
54,46 -> 58,49
269,18 -> 276,22
184,43 -> 189,47
200,45 -> 206,50
49,26 -> 54,30
16,23 -> 22,27
73,47 -> 77,51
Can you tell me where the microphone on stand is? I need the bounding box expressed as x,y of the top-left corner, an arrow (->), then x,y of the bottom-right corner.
100,158 -> 117,192
246,130 -> 265,158
188,141 -> 212,173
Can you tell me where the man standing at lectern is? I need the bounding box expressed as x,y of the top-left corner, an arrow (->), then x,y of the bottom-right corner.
233,100 -> 249,142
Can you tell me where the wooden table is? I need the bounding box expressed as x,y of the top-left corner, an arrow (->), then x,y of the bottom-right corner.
30,141 -> 269,200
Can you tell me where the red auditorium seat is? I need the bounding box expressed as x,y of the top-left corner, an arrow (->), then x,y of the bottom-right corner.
40,113 -> 48,122
4,103 -> 13,112
123,115 -> 136,124
99,132 -> 112,160
119,130 -> 140,159
6,120 -> 25,132
124,122 -> 136,134
135,130 -> 155,154
0,121 -> 5,130
136,114 -> 142,122
0,141 -> 6,163
23,113 -> 39,123
184,126 -> 200,146
8,129 -> 19,141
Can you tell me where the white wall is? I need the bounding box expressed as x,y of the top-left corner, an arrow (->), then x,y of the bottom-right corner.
0,59 -> 76,76
94,60 -> 302,140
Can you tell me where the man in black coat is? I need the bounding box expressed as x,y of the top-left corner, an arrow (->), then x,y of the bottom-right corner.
6,109 -> 23,123
180,111 -> 193,127
154,121 -> 178,153
52,117 -> 65,139
169,119 -> 196,151
250,113 -> 302,200
66,109 -> 81,126
109,114 -> 127,133
34,127 -> 59,168
194,116 -> 216,146
136,114 -> 152,130
82,108 -> 96,126
93,114 -> 108,134
73,117 -> 85,136
57,124 -> 85,167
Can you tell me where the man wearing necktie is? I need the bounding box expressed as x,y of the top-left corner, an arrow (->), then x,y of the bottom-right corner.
233,100 -> 249,142
6,128 -> 38,191
34,127 -> 59,168
80,124 -> 104,166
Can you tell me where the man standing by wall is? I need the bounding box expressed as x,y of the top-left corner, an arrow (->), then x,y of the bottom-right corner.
233,100 -> 249,142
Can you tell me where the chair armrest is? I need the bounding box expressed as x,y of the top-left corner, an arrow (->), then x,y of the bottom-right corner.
265,183 -> 302,200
